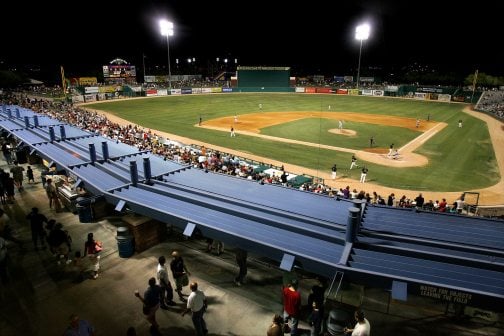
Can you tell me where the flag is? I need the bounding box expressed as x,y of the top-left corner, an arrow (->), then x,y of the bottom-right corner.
472,69 -> 478,92
60,65 -> 67,94
470,69 -> 479,104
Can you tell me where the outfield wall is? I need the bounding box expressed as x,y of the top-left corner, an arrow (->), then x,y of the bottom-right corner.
72,85 -> 481,103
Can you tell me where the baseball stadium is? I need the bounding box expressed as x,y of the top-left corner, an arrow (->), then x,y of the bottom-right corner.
83,67 -> 504,208
1,67 -> 503,336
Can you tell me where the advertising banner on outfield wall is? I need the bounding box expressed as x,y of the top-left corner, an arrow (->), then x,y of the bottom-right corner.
222,88 -> 233,92
385,85 -> 399,92
210,87 -> 222,93
192,88 -> 203,94
373,90 -> 384,96
84,87 -> 99,94
84,94 -> 96,102
79,77 -> 98,86
305,87 -> 317,93
146,89 -> 158,96
170,89 -> 182,95
181,88 -> 192,94
72,95 -> 84,103
316,88 -> 332,93
414,92 -> 427,100
295,87 -> 305,93
98,86 -> 117,93
362,89 -> 374,96
348,89 -> 359,95
438,94 -> 451,102
336,89 -> 348,95
157,89 -> 168,96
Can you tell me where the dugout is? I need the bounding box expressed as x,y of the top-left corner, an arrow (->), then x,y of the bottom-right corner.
237,66 -> 292,92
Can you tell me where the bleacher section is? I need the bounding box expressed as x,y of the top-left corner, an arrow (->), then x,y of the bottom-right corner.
1,103 -> 503,310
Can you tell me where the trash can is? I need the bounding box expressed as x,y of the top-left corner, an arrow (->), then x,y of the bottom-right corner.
116,226 -> 134,258
76,198 -> 93,223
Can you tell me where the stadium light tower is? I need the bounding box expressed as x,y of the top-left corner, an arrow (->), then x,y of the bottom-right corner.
355,23 -> 370,92
159,19 -> 174,92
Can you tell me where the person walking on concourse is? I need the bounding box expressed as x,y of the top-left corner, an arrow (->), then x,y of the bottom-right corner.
182,281 -> 208,336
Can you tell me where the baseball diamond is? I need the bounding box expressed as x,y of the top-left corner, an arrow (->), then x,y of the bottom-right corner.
84,93 -> 503,206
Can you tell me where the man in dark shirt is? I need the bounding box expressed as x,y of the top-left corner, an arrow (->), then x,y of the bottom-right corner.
26,207 -> 48,250
415,193 -> 425,209
170,251 -> 190,301
135,277 -> 161,331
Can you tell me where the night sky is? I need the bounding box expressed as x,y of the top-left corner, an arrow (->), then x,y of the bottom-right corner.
1,0 -> 502,79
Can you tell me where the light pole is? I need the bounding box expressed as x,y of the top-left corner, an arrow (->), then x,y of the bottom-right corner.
159,19 -> 174,92
355,23 -> 370,92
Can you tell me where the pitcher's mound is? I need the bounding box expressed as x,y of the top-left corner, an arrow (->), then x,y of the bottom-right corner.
329,128 -> 357,136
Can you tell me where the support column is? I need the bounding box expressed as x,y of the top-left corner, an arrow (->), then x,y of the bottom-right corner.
346,207 -> 361,243
130,161 -> 138,186
89,143 -> 96,163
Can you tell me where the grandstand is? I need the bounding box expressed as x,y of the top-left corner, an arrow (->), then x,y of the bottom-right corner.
1,103 -> 503,312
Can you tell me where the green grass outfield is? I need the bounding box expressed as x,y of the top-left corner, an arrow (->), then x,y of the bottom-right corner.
86,93 -> 499,192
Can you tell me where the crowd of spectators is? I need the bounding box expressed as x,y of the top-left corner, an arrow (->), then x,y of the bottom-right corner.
1,92 -> 473,216
476,89 -> 504,120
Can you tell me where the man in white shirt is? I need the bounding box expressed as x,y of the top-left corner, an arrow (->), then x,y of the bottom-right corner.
157,256 -> 176,308
344,309 -> 371,336
182,282 -> 208,336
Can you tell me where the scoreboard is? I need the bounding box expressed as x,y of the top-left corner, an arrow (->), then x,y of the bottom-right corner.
103,65 -> 136,78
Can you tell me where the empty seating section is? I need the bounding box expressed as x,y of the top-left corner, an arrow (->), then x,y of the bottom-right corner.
363,207 -> 504,249
73,137 -> 139,157
117,153 -> 184,176
11,129 -> 48,144
163,168 -> 351,223
0,119 -> 26,131
72,164 -> 127,191
52,126 -> 91,139
34,143 -> 86,166
350,248 -> 504,294
143,183 -> 346,242
358,236 -> 504,264
113,186 -> 345,265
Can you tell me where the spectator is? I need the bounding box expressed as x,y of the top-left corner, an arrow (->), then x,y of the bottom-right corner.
10,161 -> 25,191
181,281 -> 208,336
63,314 -> 95,336
308,301 -> 322,336
307,283 -> 325,318
157,255 -> 176,308
83,232 -> 101,279
266,314 -> 284,336
438,198 -> 447,212
282,279 -> 301,336
135,277 -> 161,332
344,309 -> 371,336
26,207 -> 48,251
26,165 -> 35,183
234,248 -> 248,286
170,250 -> 190,302
45,178 -> 61,211
415,193 -> 425,209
